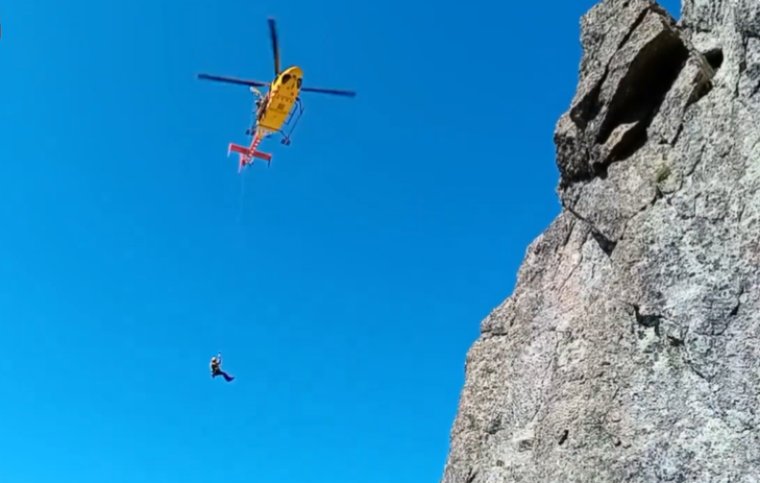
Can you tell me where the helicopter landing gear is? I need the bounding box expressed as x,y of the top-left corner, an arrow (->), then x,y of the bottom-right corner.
277,98 -> 302,147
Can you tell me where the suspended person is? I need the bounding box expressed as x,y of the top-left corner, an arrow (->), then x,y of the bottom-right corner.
210,353 -> 235,382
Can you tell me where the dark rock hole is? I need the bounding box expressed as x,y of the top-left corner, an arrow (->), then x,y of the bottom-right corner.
596,30 -> 690,159
558,429 -> 569,445
633,304 -> 662,336
704,48 -> 724,71
593,162 -> 609,180
592,230 -> 617,256
668,335 -> 684,347
729,301 -> 739,317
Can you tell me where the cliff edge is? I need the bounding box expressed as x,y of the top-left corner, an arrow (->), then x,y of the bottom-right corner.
441,0 -> 760,481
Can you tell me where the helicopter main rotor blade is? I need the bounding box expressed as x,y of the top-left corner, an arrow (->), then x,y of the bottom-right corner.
197,73 -> 269,88
268,17 -> 280,76
301,86 -> 357,97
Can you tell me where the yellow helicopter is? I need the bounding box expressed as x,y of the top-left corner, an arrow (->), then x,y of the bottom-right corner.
198,17 -> 356,171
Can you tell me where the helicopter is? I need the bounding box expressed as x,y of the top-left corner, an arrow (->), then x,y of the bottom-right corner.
197,17 -> 356,171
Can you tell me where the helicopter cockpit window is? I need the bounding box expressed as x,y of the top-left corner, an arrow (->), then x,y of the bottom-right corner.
282,74 -> 291,84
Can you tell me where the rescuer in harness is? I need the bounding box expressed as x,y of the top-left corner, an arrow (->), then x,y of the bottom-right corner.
210,353 -> 235,382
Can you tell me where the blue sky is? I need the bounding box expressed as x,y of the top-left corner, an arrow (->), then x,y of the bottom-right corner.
0,0 -> 680,482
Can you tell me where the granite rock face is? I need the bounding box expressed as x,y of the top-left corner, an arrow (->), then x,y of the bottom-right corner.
440,1 -> 760,481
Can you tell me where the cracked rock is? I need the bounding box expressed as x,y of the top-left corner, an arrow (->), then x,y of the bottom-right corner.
441,1 -> 760,482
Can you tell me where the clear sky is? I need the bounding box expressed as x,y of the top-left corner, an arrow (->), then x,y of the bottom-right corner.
0,0 -> 680,482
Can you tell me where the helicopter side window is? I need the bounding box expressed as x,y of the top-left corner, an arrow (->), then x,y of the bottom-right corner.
282,74 -> 291,84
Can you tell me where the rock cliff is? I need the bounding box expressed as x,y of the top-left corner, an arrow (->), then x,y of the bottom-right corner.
440,0 -> 760,481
